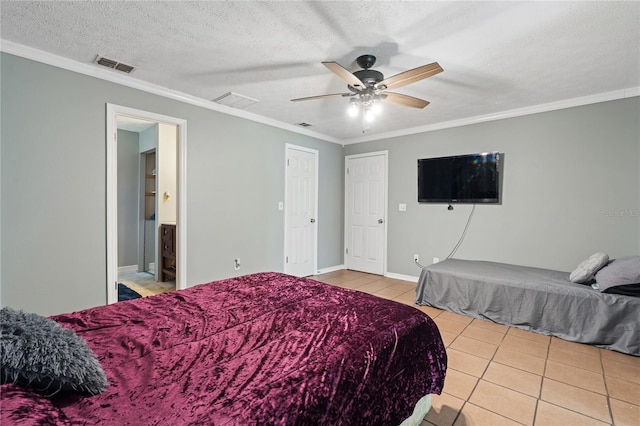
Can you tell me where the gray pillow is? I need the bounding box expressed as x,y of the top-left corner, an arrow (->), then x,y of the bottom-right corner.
569,252 -> 609,283
0,306 -> 108,396
595,256 -> 640,292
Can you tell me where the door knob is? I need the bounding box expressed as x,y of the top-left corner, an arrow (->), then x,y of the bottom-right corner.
378,218 -> 384,224
310,218 -> 316,223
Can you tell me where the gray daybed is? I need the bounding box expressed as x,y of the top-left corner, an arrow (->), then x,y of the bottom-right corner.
415,258 -> 639,355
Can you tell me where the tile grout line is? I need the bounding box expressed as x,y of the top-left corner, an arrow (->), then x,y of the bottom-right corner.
531,335 -> 552,426
543,341 -> 615,425
446,317 -> 500,426
447,317 -> 476,426
600,350 -> 616,426
475,326 -> 535,426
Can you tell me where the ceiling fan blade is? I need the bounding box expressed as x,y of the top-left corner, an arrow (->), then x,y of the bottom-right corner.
376,62 -> 443,90
291,93 -> 353,102
322,61 -> 367,89
382,92 -> 430,109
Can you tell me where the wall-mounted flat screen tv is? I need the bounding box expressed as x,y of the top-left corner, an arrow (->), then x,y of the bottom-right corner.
418,152 -> 501,203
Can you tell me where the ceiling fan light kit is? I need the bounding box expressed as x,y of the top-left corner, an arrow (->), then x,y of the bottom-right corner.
292,54 -> 443,131
348,98 -> 359,117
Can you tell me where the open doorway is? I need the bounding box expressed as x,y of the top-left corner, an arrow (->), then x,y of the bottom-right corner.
106,104 -> 187,304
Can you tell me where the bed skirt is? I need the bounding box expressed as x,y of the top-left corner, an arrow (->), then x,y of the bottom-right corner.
400,394 -> 432,426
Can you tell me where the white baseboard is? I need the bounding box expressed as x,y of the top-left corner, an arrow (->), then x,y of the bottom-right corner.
316,264 -> 345,275
385,272 -> 419,283
315,265 -> 418,283
118,265 -> 138,274
122,264 -> 416,282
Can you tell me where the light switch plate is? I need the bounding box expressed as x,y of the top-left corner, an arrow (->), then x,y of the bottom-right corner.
399,203 -> 407,211
278,201 -> 284,211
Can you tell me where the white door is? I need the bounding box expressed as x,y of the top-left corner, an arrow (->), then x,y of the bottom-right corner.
284,145 -> 318,277
345,152 -> 387,275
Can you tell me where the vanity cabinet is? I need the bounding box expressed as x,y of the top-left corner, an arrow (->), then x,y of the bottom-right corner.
160,224 -> 176,282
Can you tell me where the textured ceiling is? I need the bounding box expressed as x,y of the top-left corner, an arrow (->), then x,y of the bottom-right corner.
1,1 -> 639,142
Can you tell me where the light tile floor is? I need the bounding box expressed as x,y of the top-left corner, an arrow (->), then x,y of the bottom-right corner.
118,271 -> 175,297
310,269 -> 640,426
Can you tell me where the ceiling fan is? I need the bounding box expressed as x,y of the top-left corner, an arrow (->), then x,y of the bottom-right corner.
291,54 -> 443,116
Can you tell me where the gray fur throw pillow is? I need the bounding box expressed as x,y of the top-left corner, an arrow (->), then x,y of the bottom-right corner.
0,306 -> 107,396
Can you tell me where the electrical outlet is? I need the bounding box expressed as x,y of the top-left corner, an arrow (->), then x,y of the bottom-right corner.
413,254 -> 419,262
234,258 -> 241,270
433,257 -> 440,264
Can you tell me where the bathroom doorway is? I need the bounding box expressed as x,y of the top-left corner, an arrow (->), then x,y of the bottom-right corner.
106,104 -> 187,304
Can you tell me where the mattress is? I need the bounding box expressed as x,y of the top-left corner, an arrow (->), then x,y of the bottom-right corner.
415,259 -> 639,355
2,272 -> 447,425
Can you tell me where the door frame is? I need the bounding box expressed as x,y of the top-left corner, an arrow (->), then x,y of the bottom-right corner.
284,143 -> 319,276
106,104 -> 187,304
344,150 -> 389,276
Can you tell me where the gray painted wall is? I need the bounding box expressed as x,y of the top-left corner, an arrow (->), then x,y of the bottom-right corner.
139,125 -> 158,154
117,129 -> 140,267
1,53 -> 344,316
1,51 -> 637,316
345,97 -> 640,277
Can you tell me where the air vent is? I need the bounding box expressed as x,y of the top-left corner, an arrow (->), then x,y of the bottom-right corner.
297,122 -> 312,127
94,55 -> 135,73
212,92 -> 259,110
115,63 -> 135,73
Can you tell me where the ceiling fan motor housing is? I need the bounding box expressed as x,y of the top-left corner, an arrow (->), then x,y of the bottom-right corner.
353,69 -> 384,87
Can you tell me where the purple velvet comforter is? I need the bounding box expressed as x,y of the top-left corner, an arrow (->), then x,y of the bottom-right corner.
2,272 -> 446,425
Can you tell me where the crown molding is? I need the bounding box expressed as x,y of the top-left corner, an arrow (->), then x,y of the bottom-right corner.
0,39 -> 342,145
2,39 -> 637,147
344,87 -> 640,145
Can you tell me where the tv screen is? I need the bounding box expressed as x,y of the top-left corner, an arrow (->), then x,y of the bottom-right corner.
418,152 -> 501,203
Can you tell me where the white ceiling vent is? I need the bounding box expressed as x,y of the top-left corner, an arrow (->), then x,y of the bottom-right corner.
213,92 -> 259,110
94,55 -> 135,73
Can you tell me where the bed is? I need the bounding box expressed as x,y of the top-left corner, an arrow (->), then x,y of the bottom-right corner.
415,258 -> 640,355
1,272 -> 447,425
